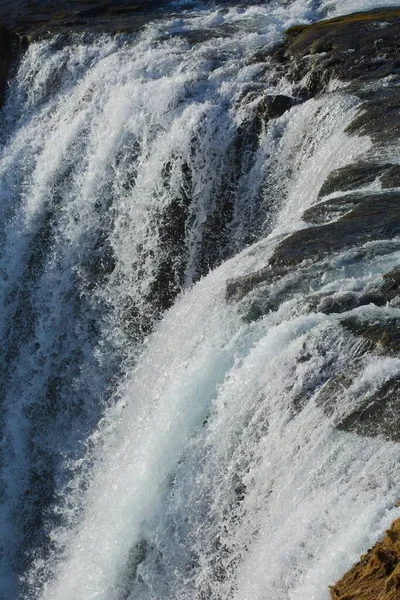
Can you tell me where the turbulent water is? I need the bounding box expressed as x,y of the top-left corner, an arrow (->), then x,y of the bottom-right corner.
1,0 -> 400,599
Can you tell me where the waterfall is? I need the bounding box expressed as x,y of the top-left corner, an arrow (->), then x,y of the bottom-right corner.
1,1 -> 400,599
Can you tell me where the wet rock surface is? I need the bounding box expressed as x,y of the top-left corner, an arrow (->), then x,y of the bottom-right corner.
315,290 -> 388,315
225,24 -> 400,558
271,191 -> 400,267
255,94 -> 295,121
0,26 -> 22,107
276,8 -> 400,94
336,376 -> 400,442
317,163 -> 399,199
341,316 -> 400,354
302,191 -> 384,226
346,86 -> 400,144
228,9 -> 400,303
330,518 -> 400,600
0,1 -> 169,37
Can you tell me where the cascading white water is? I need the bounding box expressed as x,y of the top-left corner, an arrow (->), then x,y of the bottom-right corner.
1,1 -> 400,599
0,4 -> 314,596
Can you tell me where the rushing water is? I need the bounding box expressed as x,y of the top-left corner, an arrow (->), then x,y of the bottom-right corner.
1,1 -> 400,599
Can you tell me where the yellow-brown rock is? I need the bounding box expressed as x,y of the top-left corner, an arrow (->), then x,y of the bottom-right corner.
330,519 -> 400,600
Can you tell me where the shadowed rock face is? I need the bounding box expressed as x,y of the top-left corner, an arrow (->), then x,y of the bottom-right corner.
226,191 -> 400,302
0,1 -> 169,36
271,192 -> 400,267
336,376 -> 400,442
318,163 -> 400,199
0,26 -> 21,107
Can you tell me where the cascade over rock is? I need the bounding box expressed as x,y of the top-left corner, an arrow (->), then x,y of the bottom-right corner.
228,8 -> 400,341
1,2 -> 400,600
226,11 -> 400,591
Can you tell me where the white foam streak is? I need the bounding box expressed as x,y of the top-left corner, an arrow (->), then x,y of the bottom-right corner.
39,274 -> 240,600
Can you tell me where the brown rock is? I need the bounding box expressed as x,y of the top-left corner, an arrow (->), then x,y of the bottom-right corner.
330,519 -> 400,600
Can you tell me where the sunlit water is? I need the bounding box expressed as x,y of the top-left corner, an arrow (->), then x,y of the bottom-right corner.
0,1 -> 399,599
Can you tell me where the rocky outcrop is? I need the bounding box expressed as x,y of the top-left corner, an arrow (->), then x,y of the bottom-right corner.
271,191 -> 400,267
275,8 -> 400,95
330,519 -> 400,600
228,18 -> 400,596
228,8 -> 400,301
318,163 -> 400,199
227,9 -> 400,455
0,0 -> 167,38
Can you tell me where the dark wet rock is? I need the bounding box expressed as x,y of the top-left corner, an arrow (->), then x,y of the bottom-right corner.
275,8 -> 400,95
381,165 -> 400,189
316,365 -> 400,443
227,243 -> 400,310
346,86 -> 400,144
310,263 -> 400,316
145,160 -> 192,319
196,111 -> 269,276
316,290 -> 387,315
148,192 -> 191,315
241,295 -> 280,322
380,265 -> 400,300
226,264 -> 287,303
0,26 -> 21,107
255,94 -> 295,121
205,99 -> 286,260
227,227 -> 400,315
303,192 -> 368,225
271,191 -> 400,267
318,163 -> 394,200
341,315 -> 400,353
336,376 -> 400,442
0,1 -> 169,38
81,229 -> 117,290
